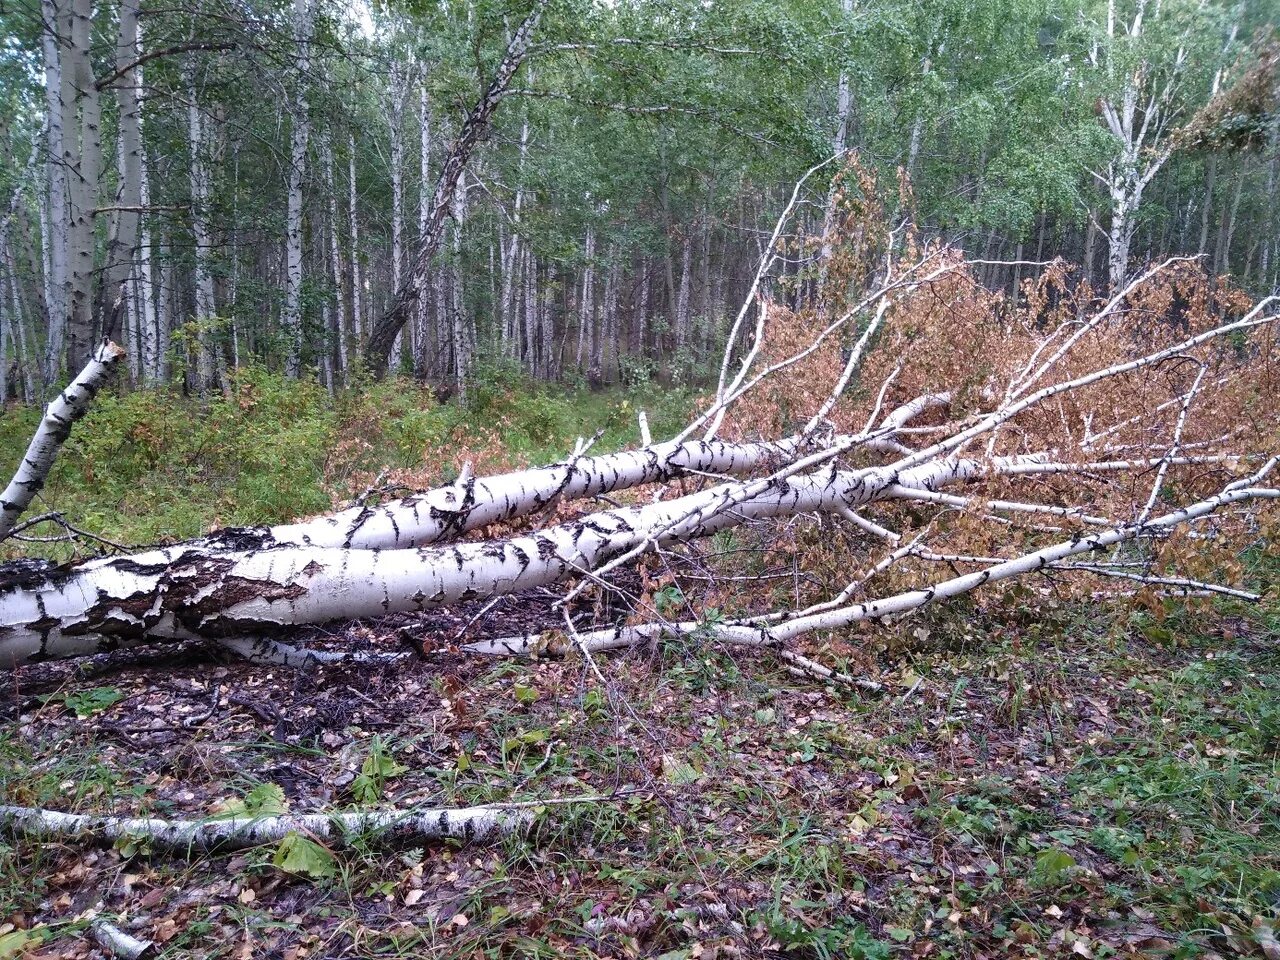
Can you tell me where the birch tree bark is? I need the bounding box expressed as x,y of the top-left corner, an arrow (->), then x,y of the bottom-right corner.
387,57 -> 409,373
95,0 -> 144,369
186,62 -> 216,393
283,0 -> 312,378
1091,0 -> 1191,288
348,137 -> 363,351
416,77 -> 433,376
40,0 -> 69,383
321,136 -> 347,379
0,341 -> 124,540
63,0 -> 101,375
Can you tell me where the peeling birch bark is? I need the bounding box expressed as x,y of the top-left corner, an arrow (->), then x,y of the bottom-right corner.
0,341 -> 124,540
90,921 -> 154,960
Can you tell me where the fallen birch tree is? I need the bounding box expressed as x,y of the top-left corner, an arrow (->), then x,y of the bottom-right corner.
0,210 -> 1276,678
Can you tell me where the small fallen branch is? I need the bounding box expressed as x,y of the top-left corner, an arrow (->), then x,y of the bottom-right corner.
90,920 -> 154,960
0,341 -> 125,540
216,635 -> 414,668
0,800 -> 540,851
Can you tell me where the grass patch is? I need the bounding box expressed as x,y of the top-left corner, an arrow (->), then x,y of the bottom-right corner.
0,365 -> 695,559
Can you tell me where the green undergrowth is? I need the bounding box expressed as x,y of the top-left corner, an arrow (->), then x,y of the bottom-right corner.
0,363 -> 693,559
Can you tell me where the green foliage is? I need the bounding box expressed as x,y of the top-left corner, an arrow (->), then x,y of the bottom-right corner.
219,782 -> 290,818
273,832 -> 338,879
351,737 -> 407,805
51,686 -> 125,719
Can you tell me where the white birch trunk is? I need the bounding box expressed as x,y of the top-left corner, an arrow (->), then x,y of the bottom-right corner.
416,79 -> 432,374
388,60 -> 408,372
283,0 -> 312,378
102,0 -> 144,377
450,173 -> 469,389
675,234 -> 692,362
40,0 -> 69,383
0,801 -> 529,850
0,341 -> 124,539
64,0 -> 100,374
348,138 -> 363,350
321,136 -> 347,379
186,67 -> 216,393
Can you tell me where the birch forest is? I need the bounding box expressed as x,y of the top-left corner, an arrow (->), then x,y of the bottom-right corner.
0,0 -> 1276,393
1,0 -> 1280,957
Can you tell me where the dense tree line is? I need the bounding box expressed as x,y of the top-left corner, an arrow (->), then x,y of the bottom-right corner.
0,0 -> 1276,398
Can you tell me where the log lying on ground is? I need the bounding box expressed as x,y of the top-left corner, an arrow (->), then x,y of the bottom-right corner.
0,801 -> 533,850
0,341 -> 124,540
0,291 -> 1275,667
0,453 -> 1034,663
264,431 -> 858,550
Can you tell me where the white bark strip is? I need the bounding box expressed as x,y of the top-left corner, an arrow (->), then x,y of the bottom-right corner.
0,341 -> 124,539
0,802 -> 530,850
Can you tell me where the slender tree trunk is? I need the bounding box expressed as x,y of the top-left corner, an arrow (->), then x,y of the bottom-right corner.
348,138 -> 363,352
1215,166 -> 1244,276
366,1 -> 546,370
635,259 -> 650,360
40,0 -> 69,384
64,0 -> 100,375
1198,154 -> 1217,256
321,136 -> 347,381
522,247 -> 537,376
388,60 -> 408,373
186,63 -> 216,393
675,233 -> 692,366
283,0 -> 312,378
450,174 -> 469,391
95,0 -> 143,372
416,79 -> 432,376
577,226 -> 595,374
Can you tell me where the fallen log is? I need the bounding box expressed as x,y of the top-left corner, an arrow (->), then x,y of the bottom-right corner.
0,800 -> 532,850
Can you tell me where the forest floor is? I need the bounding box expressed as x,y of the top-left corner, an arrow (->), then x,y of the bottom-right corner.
0,376 -> 1278,959
3,587 -> 1278,959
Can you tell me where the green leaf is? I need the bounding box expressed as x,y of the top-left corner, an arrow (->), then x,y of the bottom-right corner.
514,683 -> 539,706
112,833 -> 152,858
1033,846 -> 1077,882
662,754 -> 702,785
218,782 -> 288,818
0,928 -> 46,959
583,688 -> 607,719
273,832 -> 337,879
61,686 -> 125,718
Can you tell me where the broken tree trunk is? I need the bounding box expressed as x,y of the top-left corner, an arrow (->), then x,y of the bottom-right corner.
0,341 -> 124,540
